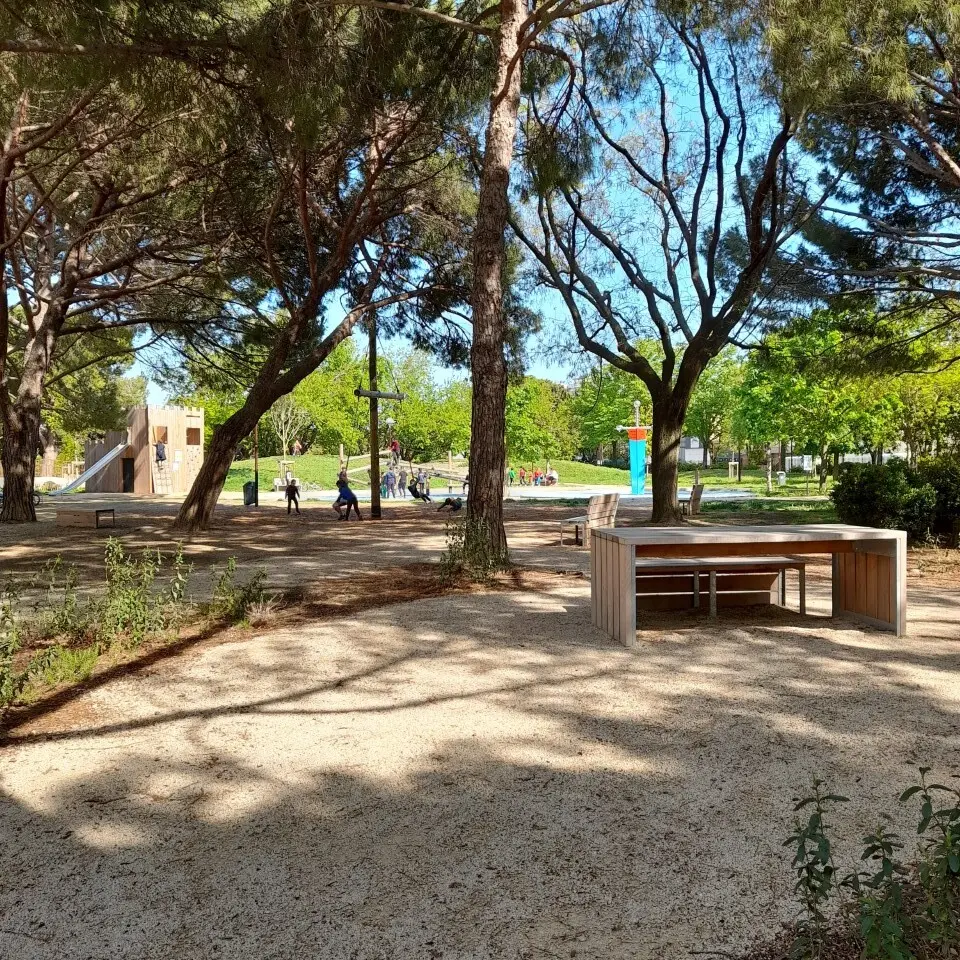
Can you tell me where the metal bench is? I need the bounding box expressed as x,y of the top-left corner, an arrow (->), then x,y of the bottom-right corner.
560,493 -> 620,548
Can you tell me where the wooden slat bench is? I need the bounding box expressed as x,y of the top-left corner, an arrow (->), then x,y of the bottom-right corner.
635,556 -> 806,616
560,493 -> 620,548
56,507 -> 116,529
680,483 -> 704,516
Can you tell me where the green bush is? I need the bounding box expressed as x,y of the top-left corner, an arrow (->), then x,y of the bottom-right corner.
0,543 -> 271,711
0,587 -> 27,707
209,557 -> 268,623
831,463 -> 937,541
785,770 -> 960,960
915,454 -> 960,537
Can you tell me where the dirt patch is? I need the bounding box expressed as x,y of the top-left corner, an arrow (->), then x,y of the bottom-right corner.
1,563 -> 584,739
1,574 -> 958,960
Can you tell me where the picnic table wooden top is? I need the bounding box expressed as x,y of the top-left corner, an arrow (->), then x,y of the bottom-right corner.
591,523 -> 905,546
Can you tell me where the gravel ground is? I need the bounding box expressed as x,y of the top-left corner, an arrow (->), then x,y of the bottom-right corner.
2,554 -> 959,959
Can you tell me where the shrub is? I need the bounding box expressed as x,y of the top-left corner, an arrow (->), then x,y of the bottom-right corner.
0,544 -> 260,711
101,539 -> 167,646
783,770 -> 960,960
210,557 -> 268,623
915,454 -> 960,537
831,463 -> 937,541
0,586 -> 27,707
30,558 -> 95,643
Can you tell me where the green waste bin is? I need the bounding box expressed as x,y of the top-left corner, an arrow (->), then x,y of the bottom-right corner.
243,481 -> 257,506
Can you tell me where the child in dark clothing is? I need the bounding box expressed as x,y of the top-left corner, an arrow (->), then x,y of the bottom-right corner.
437,497 -> 463,512
285,479 -> 300,515
408,479 -> 431,502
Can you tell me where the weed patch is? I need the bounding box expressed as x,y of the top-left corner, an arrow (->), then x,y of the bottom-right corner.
439,516 -> 509,582
756,770 -> 960,960
0,541 -> 266,713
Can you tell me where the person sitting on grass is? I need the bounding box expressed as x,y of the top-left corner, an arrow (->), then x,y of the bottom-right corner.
333,474 -> 363,520
437,497 -> 463,512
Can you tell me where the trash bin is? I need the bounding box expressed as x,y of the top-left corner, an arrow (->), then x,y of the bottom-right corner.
243,480 -> 257,506
777,471 -> 787,487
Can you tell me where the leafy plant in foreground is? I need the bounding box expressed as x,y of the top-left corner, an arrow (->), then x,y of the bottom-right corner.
783,771 -> 960,959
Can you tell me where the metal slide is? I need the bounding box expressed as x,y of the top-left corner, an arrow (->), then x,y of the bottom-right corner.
49,441 -> 128,496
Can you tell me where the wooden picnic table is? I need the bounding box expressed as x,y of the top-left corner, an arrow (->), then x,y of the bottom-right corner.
590,524 -> 907,647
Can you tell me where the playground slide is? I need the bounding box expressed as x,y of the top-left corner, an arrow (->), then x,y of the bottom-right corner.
49,441 -> 128,496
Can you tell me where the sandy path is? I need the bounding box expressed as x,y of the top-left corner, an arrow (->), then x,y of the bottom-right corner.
2,568 -> 959,959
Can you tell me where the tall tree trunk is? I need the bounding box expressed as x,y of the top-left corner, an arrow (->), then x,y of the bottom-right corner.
701,441 -> 709,467
173,305 -> 362,532
650,394 -> 685,524
465,0 -> 525,562
0,394 -> 41,522
779,439 -> 787,471
172,406 -> 261,531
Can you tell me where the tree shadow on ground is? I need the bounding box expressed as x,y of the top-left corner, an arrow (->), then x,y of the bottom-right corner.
2,580 -> 958,960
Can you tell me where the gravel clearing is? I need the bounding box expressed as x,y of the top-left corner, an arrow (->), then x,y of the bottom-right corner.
2,555 -> 959,960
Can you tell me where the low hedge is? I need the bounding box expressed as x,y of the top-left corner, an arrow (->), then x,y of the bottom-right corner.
831,455 -> 960,542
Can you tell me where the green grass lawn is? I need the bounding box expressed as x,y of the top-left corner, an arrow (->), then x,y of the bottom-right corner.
224,454 -> 344,492
225,454 -> 834,498
225,455 -> 638,491
700,499 -> 837,524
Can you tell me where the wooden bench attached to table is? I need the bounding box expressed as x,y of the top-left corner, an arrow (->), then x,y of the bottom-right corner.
56,507 -> 116,529
635,555 -> 806,616
560,493 -> 620,547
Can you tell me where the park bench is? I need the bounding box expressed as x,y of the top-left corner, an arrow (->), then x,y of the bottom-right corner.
56,507 -> 116,529
634,555 -> 806,616
680,483 -> 704,516
273,476 -> 301,492
560,493 -> 620,547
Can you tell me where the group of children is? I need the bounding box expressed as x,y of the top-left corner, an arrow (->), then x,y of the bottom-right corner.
378,466 -> 431,500
508,466 -> 559,487
282,463 -> 466,520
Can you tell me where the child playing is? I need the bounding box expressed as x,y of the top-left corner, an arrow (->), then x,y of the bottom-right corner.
408,478 -> 432,502
437,497 -> 463,512
332,473 -> 363,520
285,478 -> 300,515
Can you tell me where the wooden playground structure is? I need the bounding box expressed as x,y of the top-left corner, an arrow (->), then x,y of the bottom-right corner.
82,406 -> 205,496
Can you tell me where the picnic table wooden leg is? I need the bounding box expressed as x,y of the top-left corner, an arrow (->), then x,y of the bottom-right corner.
779,569 -> 787,607
799,566 -> 806,615
831,536 -> 906,636
618,541 -> 637,648
709,571 -> 717,618
693,569 -> 700,609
